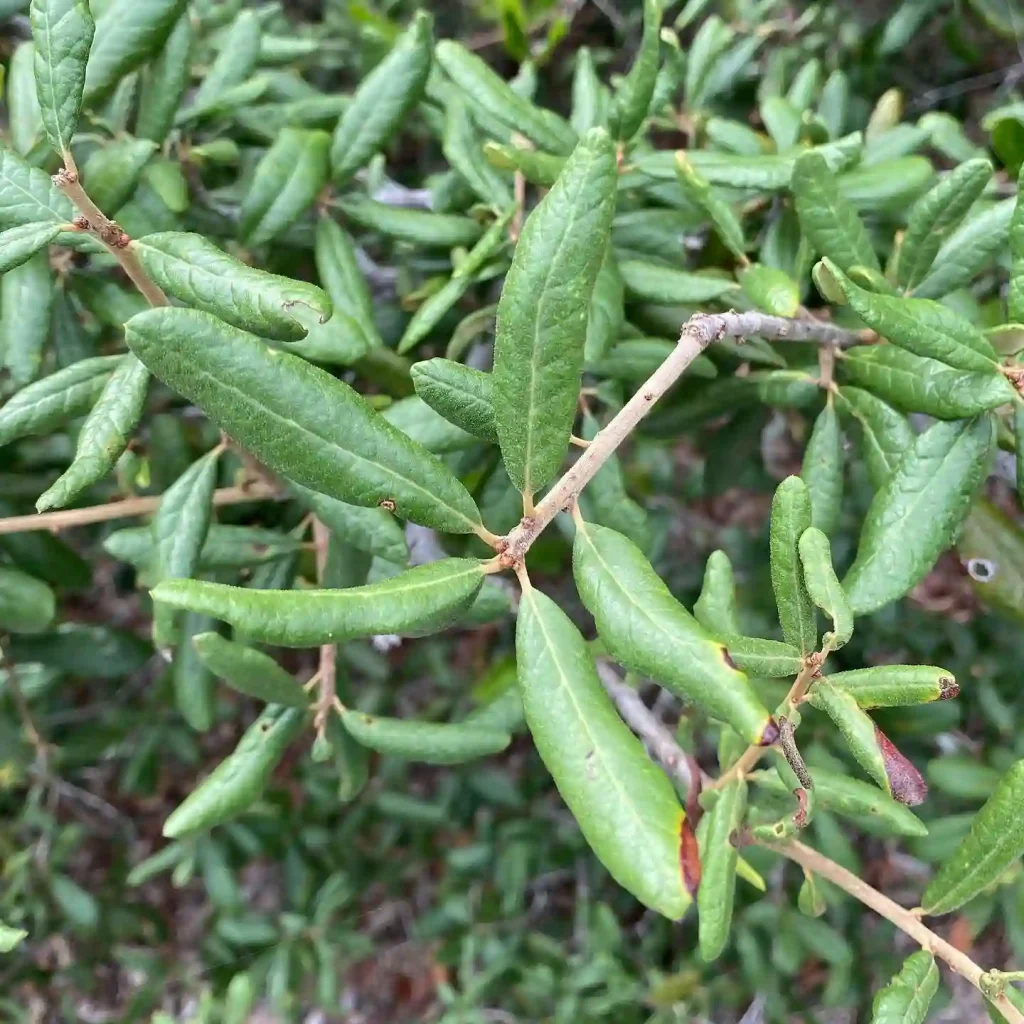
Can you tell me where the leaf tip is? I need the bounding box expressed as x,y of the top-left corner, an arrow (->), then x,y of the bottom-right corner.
875,726 -> 928,805
938,675 -> 959,700
759,717 -> 780,747
679,816 -> 701,898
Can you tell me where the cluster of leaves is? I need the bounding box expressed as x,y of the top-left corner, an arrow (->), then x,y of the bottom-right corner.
3,0 -> 1024,1020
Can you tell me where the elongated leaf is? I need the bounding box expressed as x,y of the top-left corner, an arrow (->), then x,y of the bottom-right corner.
163,705 -> 305,837
483,140 -> 564,187
436,39 -> 577,155
340,709 -> 509,764
1010,166 -> 1024,323
411,358 -> 496,443
807,681 -> 889,793
838,157 -> 934,214
36,355 -> 149,512
843,417 -> 993,615
698,776 -> 746,961
382,395 -> 477,454
125,308 -> 482,534
335,195 -> 483,247
0,221 -> 61,274
8,42 -> 43,159
240,128 -> 330,246
192,633 -> 310,707
675,152 -> 745,261
801,403 -> 844,536
827,665 -> 958,709
573,519 -> 776,745
172,611 -> 215,732
870,951 -> 938,1024
331,12 -> 432,184
443,96 -> 511,207
694,550 -> 740,635
608,0 -> 662,141
834,386 -> 913,490
739,263 -> 800,317
1,250 -> 55,388
841,345 -> 1015,419
571,46 -> 604,135
81,137 -> 157,212
770,476 -> 817,654
517,585 -> 691,918
190,9 -> 260,112
792,150 -> 879,273
798,527 -> 853,651
152,559 -> 486,647
134,11 -> 192,142
0,354 -> 123,445
897,157 -> 992,290
750,766 -> 927,836
0,145 -> 75,229
584,244 -> 625,364
914,197 -> 1015,299
83,0 -> 186,105
30,0 -> 94,156
826,260 -> 998,371
398,205 -> 515,355
492,127 -> 616,496
620,259 -> 740,304
958,498 -> 1024,624
717,636 -> 802,678
0,566 -> 55,633
106,525 -> 299,575
922,759 -> 1024,914
132,232 -> 331,342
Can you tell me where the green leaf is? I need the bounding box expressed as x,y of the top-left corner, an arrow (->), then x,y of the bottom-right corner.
0,144 -> 74,231
492,127 -> 617,496
288,480 -> 408,564
769,476 -> 817,655
573,518 -> 776,745
921,759 -> 1024,914
1010,166 -> 1024,323
798,527 -> 853,651
442,96 -> 512,207
1,249 -> 55,388
0,222 -> 61,275
826,665 -> 958,709
189,9 -> 260,113
331,12 -> 432,184
750,766 -> 928,837
841,345 -> 1015,419
870,951 -> 939,1024
435,39 -> 577,155
134,11 -> 192,143
818,70 -> 849,139
517,584 -> 692,918
8,41 -> 43,159
584,244 -> 625,364
193,633 -> 310,708
172,611 -> 215,732
834,386 -> 913,490
717,635 -> 802,678
81,137 -> 157,212
36,355 -> 149,512
838,157 -> 935,213
825,259 -> 999,371
570,46 -> 604,135
0,354 -> 123,445
698,776 -> 747,961
398,205 -> 516,354
738,263 -> 800,317
608,0 -> 662,141
591,337 -> 716,382
792,150 -> 879,274
83,0 -> 186,105
620,259 -> 740,305
694,550 -> 740,635
675,151 -> 746,261
896,157 -> 992,291
410,358 -> 496,443
163,705 -> 306,837
843,417 -> 993,615
124,308 -> 482,534
152,559 -> 487,647
0,566 -> 55,633
30,0 -> 94,156
240,128 -> 330,247
913,198 -> 1015,299
684,14 -> 733,108
483,140 -> 564,187
382,395 -> 477,454
0,922 -> 28,953
958,498 -> 1024,624
340,708 -> 509,764
760,95 -> 802,151
801,403 -> 844,536
132,232 -> 332,342
335,194 -> 483,248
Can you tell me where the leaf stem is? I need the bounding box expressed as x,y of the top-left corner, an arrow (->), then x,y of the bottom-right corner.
0,482 -> 281,535
765,839 -> 1024,1024
54,157 -> 169,308
312,517 -> 338,739
501,310 -> 858,563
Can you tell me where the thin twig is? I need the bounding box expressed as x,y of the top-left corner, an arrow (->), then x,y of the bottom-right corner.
595,659 -> 700,807
765,840 -> 1024,1024
0,482 -> 281,535
500,310 -> 859,562
312,517 -> 337,738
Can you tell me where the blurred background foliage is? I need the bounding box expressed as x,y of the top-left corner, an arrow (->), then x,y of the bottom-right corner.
4,0 -> 1024,1021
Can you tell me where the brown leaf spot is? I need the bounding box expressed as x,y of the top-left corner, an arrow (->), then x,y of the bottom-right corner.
379,499 -> 397,513
875,726 -> 928,806
938,675 -> 960,700
721,646 -> 739,671
758,717 -> 780,746
679,818 -> 701,897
